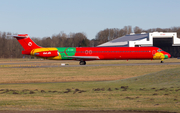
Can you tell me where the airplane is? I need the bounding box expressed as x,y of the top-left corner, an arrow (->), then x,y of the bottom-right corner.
11,34 -> 171,65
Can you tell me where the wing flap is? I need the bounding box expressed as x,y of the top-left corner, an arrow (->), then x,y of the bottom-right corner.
64,56 -> 99,60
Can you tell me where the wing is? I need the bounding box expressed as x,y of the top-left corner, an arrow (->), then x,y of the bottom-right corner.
64,56 -> 100,60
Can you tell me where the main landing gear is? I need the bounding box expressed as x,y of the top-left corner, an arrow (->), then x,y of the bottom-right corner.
79,61 -> 86,65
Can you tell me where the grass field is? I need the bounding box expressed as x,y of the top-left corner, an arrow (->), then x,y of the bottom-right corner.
0,58 -> 180,112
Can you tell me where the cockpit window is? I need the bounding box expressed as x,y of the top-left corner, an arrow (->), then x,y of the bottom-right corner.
157,49 -> 163,52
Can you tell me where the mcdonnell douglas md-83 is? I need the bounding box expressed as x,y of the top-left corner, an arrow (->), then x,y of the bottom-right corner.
11,34 -> 171,65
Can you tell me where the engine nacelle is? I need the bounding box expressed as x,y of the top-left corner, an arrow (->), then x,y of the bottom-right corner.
31,48 -> 59,57
34,51 -> 59,57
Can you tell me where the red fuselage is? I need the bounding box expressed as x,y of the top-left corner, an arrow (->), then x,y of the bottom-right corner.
73,47 -> 170,60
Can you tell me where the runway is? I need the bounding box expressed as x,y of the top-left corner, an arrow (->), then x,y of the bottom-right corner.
1,62 -> 180,68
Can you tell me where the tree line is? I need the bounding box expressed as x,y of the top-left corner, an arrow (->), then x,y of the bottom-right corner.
0,26 -> 180,58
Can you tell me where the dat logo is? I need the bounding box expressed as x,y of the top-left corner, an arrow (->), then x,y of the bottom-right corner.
43,52 -> 51,55
28,42 -> 32,46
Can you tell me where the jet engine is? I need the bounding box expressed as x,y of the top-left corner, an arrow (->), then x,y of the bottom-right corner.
34,51 -> 59,57
31,48 -> 59,57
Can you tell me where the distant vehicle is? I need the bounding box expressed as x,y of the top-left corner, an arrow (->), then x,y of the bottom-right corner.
11,34 -> 171,65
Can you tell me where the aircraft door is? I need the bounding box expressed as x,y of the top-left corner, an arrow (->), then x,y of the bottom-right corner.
152,50 -> 156,55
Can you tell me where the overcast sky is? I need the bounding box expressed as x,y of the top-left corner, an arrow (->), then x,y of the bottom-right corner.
0,0 -> 180,39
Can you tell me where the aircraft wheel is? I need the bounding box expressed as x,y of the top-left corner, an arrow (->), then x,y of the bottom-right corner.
79,61 -> 86,65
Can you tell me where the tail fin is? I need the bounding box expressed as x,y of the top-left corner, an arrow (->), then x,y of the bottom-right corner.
12,34 -> 41,51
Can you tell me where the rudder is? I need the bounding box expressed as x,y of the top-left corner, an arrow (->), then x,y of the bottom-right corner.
13,34 -> 41,51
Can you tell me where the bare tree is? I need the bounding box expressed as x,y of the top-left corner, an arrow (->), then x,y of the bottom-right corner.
134,26 -> 143,34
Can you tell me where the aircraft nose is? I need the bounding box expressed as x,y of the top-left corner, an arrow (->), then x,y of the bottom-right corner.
161,51 -> 171,59
167,53 -> 171,58
164,53 -> 171,59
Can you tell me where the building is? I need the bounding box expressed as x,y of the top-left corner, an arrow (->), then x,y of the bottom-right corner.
98,32 -> 180,57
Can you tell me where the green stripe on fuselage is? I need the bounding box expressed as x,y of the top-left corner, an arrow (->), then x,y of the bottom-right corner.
56,47 -> 76,60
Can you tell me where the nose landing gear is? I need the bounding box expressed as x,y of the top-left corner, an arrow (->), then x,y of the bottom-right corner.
161,59 -> 164,63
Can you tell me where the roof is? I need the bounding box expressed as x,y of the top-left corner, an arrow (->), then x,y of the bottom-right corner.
98,34 -> 149,47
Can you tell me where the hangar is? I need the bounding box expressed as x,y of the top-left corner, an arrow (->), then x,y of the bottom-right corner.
98,32 -> 180,57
